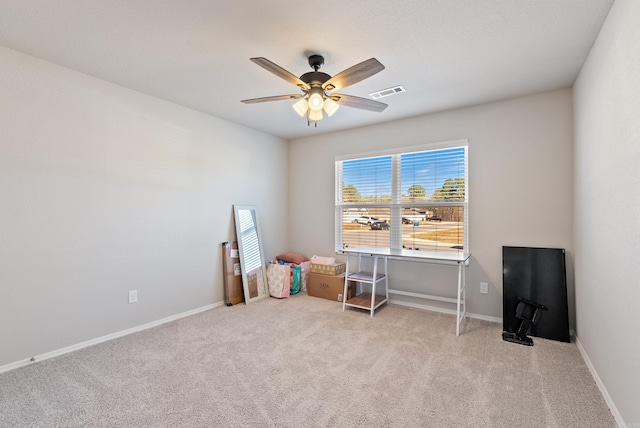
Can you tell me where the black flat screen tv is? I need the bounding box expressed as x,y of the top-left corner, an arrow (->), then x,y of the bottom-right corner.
502,246 -> 570,343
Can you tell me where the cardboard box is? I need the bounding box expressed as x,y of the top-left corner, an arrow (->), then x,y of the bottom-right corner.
307,273 -> 355,302
309,262 -> 346,276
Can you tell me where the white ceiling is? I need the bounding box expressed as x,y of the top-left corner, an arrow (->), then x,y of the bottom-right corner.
0,0 -> 614,140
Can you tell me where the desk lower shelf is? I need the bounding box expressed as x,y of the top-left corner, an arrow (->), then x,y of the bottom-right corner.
347,271 -> 386,282
342,254 -> 389,317
344,293 -> 388,312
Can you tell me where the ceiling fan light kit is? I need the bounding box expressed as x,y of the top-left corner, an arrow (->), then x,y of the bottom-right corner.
307,88 -> 324,111
308,109 -> 323,122
323,97 -> 339,117
292,98 -> 308,117
241,54 -> 388,127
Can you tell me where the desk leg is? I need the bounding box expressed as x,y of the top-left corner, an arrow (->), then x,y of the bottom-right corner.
370,256 -> 378,318
456,262 -> 462,336
462,261 -> 466,321
343,254 -> 350,312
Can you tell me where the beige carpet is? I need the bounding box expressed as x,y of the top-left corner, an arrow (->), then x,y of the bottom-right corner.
0,293 -> 616,427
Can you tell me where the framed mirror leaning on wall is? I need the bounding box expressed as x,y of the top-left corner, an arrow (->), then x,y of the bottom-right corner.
233,205 -> 269,303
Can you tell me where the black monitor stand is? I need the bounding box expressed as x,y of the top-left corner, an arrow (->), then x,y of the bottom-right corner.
502,297 -> 548,346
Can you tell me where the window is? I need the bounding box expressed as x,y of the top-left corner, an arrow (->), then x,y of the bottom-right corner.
335,140 -> 468,255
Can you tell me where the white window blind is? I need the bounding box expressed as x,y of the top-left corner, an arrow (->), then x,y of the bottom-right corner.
335,142 -> 468,255
400,149 -> 466,203
340,155 -> 392,203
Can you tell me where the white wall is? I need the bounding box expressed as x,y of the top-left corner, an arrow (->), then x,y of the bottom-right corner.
289,89 -> 574,322
573,0 -> 640,425
0,46 -> 289,367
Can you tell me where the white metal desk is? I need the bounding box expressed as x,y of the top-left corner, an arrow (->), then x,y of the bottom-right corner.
340,248 -> 471,336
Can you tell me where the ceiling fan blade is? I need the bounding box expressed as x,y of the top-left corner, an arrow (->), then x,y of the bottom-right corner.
322,58 -> 385,91
250,57 -> 310,90
241,94 -> 303,104
331,93 -> 388,112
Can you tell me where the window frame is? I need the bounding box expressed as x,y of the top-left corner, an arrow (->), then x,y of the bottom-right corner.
335,139 -> 469,256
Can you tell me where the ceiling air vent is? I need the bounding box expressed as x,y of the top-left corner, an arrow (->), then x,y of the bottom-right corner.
369,85 -> 405,99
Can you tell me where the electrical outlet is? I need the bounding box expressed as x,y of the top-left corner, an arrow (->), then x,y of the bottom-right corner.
128,290 -> 138,304
338,293 -> 343,302
480,282 -> 488,294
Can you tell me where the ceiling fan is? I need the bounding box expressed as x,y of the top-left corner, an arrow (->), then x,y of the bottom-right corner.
241,55 -> 388,126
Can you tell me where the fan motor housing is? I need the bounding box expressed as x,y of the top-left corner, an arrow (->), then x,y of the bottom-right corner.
300,71 -> 330,87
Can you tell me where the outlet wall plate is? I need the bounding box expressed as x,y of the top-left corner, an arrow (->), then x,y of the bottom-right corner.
480,282 -> 489,294
128,290 -> 138,304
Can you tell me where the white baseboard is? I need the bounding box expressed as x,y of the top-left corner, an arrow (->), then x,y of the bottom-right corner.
389,298 -> 503,324
575,335 -> 626,428
0,301 -> 225,375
